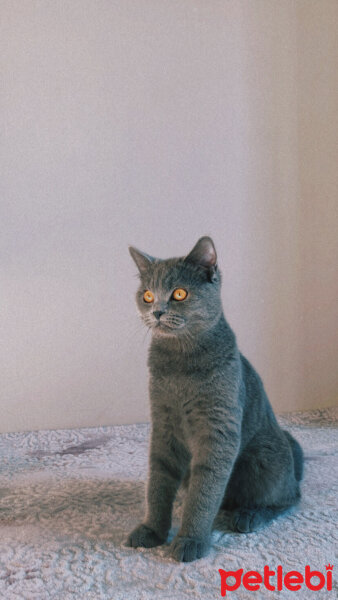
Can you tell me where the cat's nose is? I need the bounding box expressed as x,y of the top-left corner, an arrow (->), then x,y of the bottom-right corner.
153,310 -> 164,320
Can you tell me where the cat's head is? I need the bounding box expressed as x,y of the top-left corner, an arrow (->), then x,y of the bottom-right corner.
129,236 -> 222,339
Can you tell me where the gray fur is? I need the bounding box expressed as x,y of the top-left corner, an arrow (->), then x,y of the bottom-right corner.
126,236 -> 304,562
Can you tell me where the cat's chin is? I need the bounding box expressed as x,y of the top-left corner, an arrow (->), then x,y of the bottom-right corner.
152,329 -> 176,338
152,324 -> 181,337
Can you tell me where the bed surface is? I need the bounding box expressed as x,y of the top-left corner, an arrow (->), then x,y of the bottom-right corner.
0,407 -> 337,599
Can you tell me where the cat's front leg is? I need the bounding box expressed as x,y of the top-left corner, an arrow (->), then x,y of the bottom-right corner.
169,431 -> 240,562
126,433 -> 185,549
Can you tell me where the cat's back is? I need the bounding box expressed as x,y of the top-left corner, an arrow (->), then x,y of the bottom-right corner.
240,353 -> 264,394
239,352 -> 278,428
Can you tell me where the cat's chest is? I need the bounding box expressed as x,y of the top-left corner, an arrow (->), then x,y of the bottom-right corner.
149,370 -> 204,438
149,374 -> 190,443
150,371 -> 198,407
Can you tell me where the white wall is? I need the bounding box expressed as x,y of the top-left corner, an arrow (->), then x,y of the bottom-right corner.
1,1 -> 337,433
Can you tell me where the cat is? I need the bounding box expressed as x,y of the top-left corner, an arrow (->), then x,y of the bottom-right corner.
126,236 -> 304,562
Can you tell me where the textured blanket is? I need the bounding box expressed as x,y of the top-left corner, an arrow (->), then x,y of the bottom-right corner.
0,407 -> 337,599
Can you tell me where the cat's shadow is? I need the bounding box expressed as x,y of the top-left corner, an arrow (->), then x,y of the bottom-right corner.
0,479 -> 145,542
0,478 -> 234,543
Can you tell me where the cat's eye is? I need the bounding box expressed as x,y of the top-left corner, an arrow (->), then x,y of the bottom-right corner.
143,290 -> 155,303
172,288 -> 188,301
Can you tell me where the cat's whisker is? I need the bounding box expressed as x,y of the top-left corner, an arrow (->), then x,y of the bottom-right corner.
141,326 -> 151,345
125,320 -> 149,346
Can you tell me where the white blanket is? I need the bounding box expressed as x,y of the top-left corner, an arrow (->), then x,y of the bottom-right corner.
0,407 -> 337,599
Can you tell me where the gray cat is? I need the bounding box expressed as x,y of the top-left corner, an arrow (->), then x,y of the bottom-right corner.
126,236 -> 303,562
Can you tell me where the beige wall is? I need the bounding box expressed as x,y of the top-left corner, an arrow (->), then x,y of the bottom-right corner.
1,1 -> 337,433
297,1 -> 338,418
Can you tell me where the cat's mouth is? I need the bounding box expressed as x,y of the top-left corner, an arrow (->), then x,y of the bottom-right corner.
142,313 -> 186,335
153,320 -> 185,335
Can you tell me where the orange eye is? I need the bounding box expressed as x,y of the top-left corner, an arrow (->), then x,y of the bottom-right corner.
172,288 -> 188,301
143,290 -> 154,303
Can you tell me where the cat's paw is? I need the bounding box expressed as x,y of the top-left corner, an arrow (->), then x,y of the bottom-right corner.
126,524 -> 166,548
230,508 -> 263,533
169,535 -> 210,562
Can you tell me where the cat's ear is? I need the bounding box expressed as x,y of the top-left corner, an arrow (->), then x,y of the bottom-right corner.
184,236 -> 218,282
129,246 -> 155,274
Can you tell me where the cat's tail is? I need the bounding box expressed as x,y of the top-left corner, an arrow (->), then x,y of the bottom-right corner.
284,430 -> 304,481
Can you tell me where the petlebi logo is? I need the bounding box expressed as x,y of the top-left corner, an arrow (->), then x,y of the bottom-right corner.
218,564 -> 333,596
